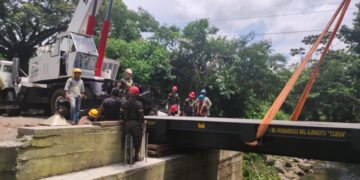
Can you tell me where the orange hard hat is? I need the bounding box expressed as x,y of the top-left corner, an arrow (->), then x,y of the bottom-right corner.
129,86 -> 140,95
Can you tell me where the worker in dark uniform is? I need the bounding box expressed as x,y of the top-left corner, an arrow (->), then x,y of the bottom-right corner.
167,85 -> 179,115
182,91 -> 196,116
121,86 -> 144,162
96,88 -> 122,121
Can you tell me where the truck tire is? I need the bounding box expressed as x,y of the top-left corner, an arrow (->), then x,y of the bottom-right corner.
50,89 -> 68,116
17,87 -> 29,111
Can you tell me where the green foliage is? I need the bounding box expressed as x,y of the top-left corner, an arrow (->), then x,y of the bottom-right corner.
152,25 -> 180,50
97,1 -> 159,42
288,51 -> 360,122
243,153 -> 280,180
105,38 -> 174,89
0,0 -> 77,72
340,3 -> 360,54
167,19 -> 289,118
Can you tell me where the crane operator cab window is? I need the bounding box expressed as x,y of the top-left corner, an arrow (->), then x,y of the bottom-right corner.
50,39 -> 60,57
71,33 -> 98,76
59,37 -> 73,76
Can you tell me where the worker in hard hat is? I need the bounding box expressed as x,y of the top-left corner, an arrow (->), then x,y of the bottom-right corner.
64,68 -> 86,124
95,88 -> 122,121
121,86 -> 145,163
195,89 -> 212,117
197,89 -> 212,117
182,91 -> 196,116
78,108 -> 98,125
169,104 -> 178,116
167,85 -> 179,115
120,68 -> 134,90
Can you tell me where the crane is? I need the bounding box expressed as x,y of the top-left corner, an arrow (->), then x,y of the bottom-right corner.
0,0 -> 119,116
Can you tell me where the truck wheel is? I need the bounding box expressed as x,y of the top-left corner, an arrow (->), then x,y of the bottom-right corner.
50,89 -> 68,116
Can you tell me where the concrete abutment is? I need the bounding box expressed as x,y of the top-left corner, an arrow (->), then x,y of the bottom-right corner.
0,124 -> 243,180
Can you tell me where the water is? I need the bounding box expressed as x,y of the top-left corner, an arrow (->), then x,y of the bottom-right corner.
301,161 -> 360,180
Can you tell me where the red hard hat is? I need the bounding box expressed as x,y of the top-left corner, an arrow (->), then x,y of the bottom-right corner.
172,86 -> 178,92
170,105 -> 178,113
129,86 -> 140,95
189,91 -> 196,99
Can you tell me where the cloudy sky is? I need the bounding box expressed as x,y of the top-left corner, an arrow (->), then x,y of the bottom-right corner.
123,0 -> 359,64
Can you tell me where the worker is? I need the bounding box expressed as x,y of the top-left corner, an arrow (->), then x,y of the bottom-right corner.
197,89 -> 212,117
195,93 -> 212,117
64,68 -> 85,124
169,104 -> 178,116
95,88 -> 122,121
167,85 -> 179,115
182,91 -> 196,116
121,86 -> 145,163
120,68 -> 134,90
118,79 -> 128,96
78,108 -> 98,125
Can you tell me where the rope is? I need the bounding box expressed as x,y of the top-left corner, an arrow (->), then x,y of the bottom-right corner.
290,0 -> 351,121
245,0 -> 349,146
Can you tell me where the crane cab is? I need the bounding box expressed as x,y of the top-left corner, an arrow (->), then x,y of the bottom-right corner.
29,32 -> 119,83
0,60 -> 13,90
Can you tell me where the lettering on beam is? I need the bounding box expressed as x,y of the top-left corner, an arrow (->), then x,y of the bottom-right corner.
268,127 -> 347,138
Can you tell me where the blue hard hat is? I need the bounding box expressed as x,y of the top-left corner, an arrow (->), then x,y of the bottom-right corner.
198,95 -> 205,100
200,89 -> 207,95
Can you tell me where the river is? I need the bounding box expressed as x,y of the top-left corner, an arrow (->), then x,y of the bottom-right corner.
301,161 -> 360,180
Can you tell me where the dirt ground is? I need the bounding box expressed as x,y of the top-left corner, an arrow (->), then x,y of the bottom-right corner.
0,115 -> 47,141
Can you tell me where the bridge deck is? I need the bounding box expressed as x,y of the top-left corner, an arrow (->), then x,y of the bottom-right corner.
145,116 -> 360,163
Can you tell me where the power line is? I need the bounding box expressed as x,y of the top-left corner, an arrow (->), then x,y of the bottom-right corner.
223,29 -> 337,37
168,8 -> 356,24
254,29 -> 328,36
210,8 -> 356,23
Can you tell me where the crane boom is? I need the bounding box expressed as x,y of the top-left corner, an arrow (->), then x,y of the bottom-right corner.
67,0 -> 103,35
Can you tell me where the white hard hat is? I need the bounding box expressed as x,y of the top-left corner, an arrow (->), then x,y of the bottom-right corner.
125,68 -> 133,74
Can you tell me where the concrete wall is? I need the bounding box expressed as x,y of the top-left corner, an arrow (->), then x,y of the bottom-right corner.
0,125 -> 243,180
17,125 -> 124,180
0,141 -> 21,180
98,150 -> 243,180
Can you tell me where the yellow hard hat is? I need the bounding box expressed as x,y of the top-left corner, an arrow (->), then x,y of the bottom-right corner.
73,68 -> 82,73
88,108 -> 98,118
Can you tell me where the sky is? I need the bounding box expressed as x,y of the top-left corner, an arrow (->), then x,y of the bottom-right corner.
122,0 -> 359,64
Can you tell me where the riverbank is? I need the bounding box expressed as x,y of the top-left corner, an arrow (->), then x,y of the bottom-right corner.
266,155 -> 315,180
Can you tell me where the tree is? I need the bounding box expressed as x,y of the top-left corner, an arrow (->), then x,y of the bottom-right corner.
284,3 -> 360,122
152,25 -> 180,50
105,38 -> 174,89
97,1 -> 159,42
167,19 -> 288,117
340,3 -> 360,54
171,19 -> 218,91
0,0 -> 77,74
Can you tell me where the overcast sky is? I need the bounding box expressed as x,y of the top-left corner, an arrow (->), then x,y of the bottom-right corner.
123,0 -> 359,64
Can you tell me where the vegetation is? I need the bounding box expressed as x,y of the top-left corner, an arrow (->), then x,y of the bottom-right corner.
0,0 -> 78,73
2,1 -> 360,179
243,153 -> 280,180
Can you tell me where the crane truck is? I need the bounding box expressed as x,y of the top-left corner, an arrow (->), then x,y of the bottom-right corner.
0,0 -> 121,116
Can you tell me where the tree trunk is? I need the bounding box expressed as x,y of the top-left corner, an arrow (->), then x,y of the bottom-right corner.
5,44 -> 36,76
